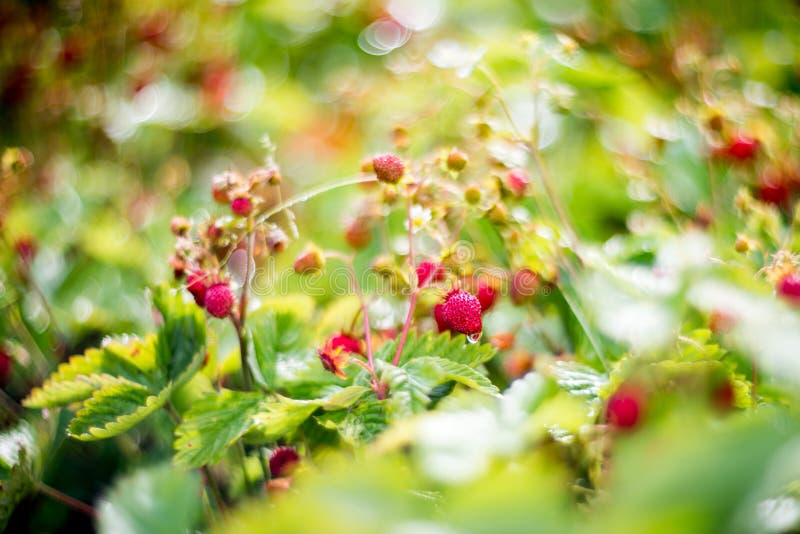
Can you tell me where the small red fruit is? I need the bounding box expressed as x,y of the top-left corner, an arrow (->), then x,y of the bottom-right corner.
510,269 -> 539,305
0,348 -> 12,385
204,282 -> 235,318
416,260 -> 445,288
433,303 -> 451,333
441,289 -> 483,337
186,270 -> 209,306
726,134 -> 759,162
506,169 -> 530,197
231,196 -> 253,217
14,237 -> 36,264
712,380 -> 735,412
606,384 -> 646,430
293,244 -> 325,274
475,278 -> 497,312
317,333 -> 361,378
372,153 -> 405,184
344,216 -> 373,249
757,172 -> 791,206
269,446 -> 300,478
778,273 -> 800,305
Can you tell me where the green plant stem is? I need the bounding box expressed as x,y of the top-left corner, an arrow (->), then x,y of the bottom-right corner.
202,465 -> 226,516
37,482 -> 96,518
230,314 -> 254,391
235,440 -> 254,494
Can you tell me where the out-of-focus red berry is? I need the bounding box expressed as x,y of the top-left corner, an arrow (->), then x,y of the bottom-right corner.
606,384 -> 646,430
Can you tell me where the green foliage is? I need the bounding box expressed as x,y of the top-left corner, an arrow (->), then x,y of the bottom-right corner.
174,390 -> 264,468
0,421 -> 42,531
97,464 -> 201,534
153,286 -> 207,389
248,308 -> 308,389
377,331 -> 497,368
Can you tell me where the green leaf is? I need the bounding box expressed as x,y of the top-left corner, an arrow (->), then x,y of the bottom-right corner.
547,360 -> 608,399
324,399 -> 388,446
320,386 -> 370,410
0,421 -> 40,531
97,464 -> 201,534
173,389 -> 264,468
153,286 -> 206,389
377,331 -> 496,368
23,336 -> 157,408
248,308 -> 308,390
247,397 -> 321,443
404,357 -> 500,397
67,378 -> 170,441
376,360 -> 431,418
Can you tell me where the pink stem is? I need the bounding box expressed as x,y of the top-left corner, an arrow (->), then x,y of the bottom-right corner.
392,188 -> 418,366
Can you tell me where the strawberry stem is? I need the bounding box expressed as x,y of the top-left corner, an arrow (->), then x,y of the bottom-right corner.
393,186 -> 419,367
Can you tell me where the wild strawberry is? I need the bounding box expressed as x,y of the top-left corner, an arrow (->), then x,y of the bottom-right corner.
265,226 -> 289,254
269,446 -> 299,478
504,351 -> 533,379
345,216 -> 373,249
170,216 -> 191,236
293,244 -> 325,274
475,278 -> 497,312
0,348 -> 12,385
231,196 -> 253,217
446,149 -> 468,172
757,171 -> 791,206
169,255 -> 187,280
708,309 -> 736,334
778,273 -> 800,304
712,379 -> 735,412
506,169 -> 530,197
441,289 -> 483,337
489,332 -> 515,350
416,260 -> 445,288
372,153 -> 405,184
186,270 -> 209,306
14,237 -> 36,265
433,303 -> 451,333
726,134 -> 759,162
211,171 -> 237,204
510,269 -> 539,305
606,384 -> 646,430
204,282 -> 235,318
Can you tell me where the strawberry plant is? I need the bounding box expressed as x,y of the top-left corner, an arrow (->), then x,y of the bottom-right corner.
3,1 -> 800,533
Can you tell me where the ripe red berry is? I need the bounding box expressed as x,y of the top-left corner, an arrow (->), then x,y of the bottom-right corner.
204,282 -> 235,318
475,278 -> 497,312
231,196 -> 253,217
726,134 -> 759,162
269,446 -> 300,478
186,270 -> 209,306
433,303 -> 451,333
506,169 -> 529,197
757,172 -> 791,206
778,273 -> 800,304
441,289 -> 483,337
712,380 -> 735,412
372,153 -> 405,184
606,384 -> 646,430
14,237 -> 36,264
0,348 -> 12,385
416,260 -> 445,288
510,269 -> 539,305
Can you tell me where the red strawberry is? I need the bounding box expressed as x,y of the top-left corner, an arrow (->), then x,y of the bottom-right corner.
778,273 -> 800,305
510,269 -> 539,305
475,278 -> 497,312
186,270 -> 209,306
269,446 -> 300,478
0,348 -> 12,385
433,303 -> 450,333
231,196 -> 253,217
726,134 -> 759,162
606,384 -> 646,430
204,282 -> 235,318
372,153 -> 405,184
757,171 -> 791,206
441,289 -> 483,337
506,169 -> 529,197
416,260 -> 445,288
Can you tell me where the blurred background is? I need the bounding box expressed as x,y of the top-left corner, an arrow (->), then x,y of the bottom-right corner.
2,0 -> 800,531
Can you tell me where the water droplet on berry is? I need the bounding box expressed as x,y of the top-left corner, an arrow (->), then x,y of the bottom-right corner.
466,332 -> 481,344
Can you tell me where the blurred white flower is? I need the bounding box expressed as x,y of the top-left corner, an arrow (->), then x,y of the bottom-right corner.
406,205 -> 432,233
